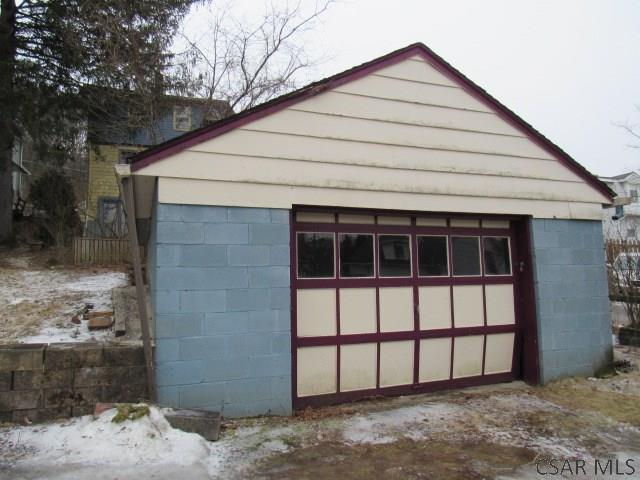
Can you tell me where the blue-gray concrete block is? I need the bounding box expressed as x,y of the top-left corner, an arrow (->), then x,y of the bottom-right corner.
248,310 -> 280,332
182,205 -> 227,223
228,207 -> 271,223
270,288 -> 291,309
228,245 -> 270,266
158,222 -> 204,244
179,336 -> 226,360
270,210 -> 290,224
270,375 -> 292,401
180,245 -> 227,266
248,266 -> 290,288
204,224 -> 248,244
226,289 -> 271,311
157,386 -> 180,406
225,378 -> 271,403
179,290 -> 226,314
149,204 -> 292,418
271,332 -> 291,354
249,224 -> 289,245
204,356 -> 250,382
157,245 -> 180,266
155,313 -> 203,338
204,311 -> 249,335
156,339 -> 180,362
269,245 -> 290,266
226,334 -> 271,356
155,290 -> 180,314
249,354 -> 291,377
531,218 -> 612,384
157,204 -> 183,221
156,360 -> 205,386
180,382 -> 225,408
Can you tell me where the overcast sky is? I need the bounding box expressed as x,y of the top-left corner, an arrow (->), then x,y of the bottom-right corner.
185,0 -> 640,177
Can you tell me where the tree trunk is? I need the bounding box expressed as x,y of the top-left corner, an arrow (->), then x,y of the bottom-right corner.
0,0 -> 16,242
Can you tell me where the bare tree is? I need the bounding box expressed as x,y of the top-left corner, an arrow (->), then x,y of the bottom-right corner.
607,221 -> 640,331
180,0 -> 334,113
616,105 -> 640,150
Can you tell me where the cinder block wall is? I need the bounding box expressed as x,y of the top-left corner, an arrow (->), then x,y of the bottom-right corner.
530,219 -> 612,383
0,344 -> 148,423
150,204 -> 291,417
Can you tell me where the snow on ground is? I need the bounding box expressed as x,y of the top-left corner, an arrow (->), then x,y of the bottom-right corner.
1,364 -> 640,480
0,406 -> 216,475
0,251 -> 128,343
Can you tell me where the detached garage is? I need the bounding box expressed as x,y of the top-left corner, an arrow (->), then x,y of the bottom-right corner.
119,43 -> 614,417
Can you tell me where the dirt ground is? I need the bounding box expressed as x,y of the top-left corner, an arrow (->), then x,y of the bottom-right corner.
0,247 -> 128,343
1,346 -> 639,480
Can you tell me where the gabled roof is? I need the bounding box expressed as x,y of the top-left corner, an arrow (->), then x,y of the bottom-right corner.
600,171 -> 640,183
130,42 -> 614,201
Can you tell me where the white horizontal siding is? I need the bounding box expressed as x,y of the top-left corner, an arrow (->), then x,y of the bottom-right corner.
289,91 -> 523,136
244,109 -> 552,159
145,151 -> 599,203
158,177 -> 604,220
136,55 -> 610,218
184,129 -> 579,182
334,75 -> 492,112
373,59 -> 459,87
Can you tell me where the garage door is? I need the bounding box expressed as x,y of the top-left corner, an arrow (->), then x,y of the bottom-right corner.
291,210 -> 521,408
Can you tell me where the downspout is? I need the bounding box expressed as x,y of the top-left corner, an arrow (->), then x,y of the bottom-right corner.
115,164 -> 157,402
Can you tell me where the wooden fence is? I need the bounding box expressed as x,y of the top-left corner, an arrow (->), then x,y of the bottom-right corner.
73,236 -> 144,266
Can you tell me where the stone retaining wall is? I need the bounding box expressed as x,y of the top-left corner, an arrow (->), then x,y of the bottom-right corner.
0,343 -> 148,423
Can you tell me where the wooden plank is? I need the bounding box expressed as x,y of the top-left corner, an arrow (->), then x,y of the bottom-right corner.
120,175 -> 156,401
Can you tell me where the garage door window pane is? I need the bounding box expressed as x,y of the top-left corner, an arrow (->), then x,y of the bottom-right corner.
483,237 -> 511,275
418,236 -> 449,277
297,233 -> 334,278
340,234 -> 374,277
379,235 -> 411,277
451,236 -> 481,276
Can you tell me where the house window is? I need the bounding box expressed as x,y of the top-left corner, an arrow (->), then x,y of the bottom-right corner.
339,233 -> 374,278
451,236 -> 481,276
627,227 -> 637,239
483,237 -> 512,275
118,149 -> 138,164
297,232 -> 335,278
99,197 -> 125,237
173,105 -> 192,132
417,235 -> 449,277
631,189 -> 639,203
378,234 -> 411,277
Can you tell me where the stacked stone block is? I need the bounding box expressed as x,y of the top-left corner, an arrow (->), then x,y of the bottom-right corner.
0,343 -> 148,423
150,204 -> 291,418
530,219 -> 612,383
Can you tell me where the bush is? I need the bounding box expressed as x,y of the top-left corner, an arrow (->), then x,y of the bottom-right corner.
29,169 -> 81,246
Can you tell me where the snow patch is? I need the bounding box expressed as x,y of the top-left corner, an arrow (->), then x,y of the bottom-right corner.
1,407 -> 214,469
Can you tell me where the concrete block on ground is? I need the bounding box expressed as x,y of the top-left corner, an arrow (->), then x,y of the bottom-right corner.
0,345 -> 44,371
13,369 -> 73,390
165,409 -> 221,441
45,344 -> 103,370
0,372 -> 11,391
0,390 -> 42,411
103,345 -> 145,367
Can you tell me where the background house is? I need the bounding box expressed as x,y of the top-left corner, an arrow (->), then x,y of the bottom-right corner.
599,171 -> 640,240
86,97 -> 232,236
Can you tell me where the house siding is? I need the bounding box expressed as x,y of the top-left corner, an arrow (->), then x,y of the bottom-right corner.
150,203 -> 291,417
136,55 -> 609,219
530,219 -> 613,383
